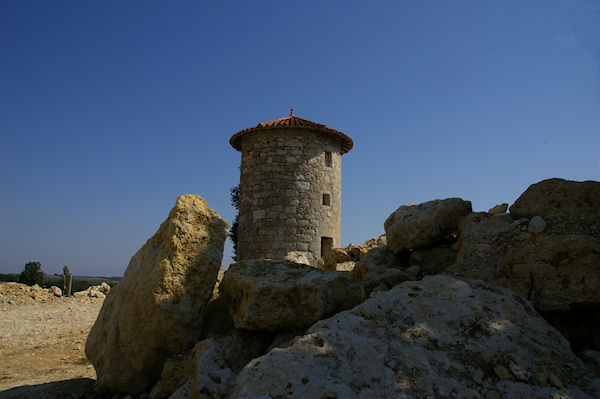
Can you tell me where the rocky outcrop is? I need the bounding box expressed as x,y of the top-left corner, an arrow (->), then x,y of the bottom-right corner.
510,178 -> 600,220
318,247 -> 352,271
448,212 -> 600,313
351,198 -> 469,289
230,275 -> 598,398
351,246 -> 402,283
73,178 -> 600,398
488,203 -> 508,215
85,195 -> 229,395
149,331 -> 271,399
73,283 -> 111,298
409,245 -> 458,276
350,246 -> 416,296
282,251 -> 311,265
348,234 -> 387,259
219,260 -> 361,331
0,282 -> 111,305
444,180 -> 600,356
48,286 -> 62,297
384,198 -> 472,253
200,297 -> 236,339
317,235 -> 386,272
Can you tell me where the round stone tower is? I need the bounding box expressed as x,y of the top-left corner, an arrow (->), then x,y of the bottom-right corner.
230,109 -> 353,265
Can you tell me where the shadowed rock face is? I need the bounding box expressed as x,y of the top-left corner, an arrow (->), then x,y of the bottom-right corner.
447,181 -> 600,315
384,198 -> 472,253
350,246 -> 416,296
509,178 -> 600,220
444,179 -> 600,357
219,259 -> 361,331
149,331 -> 273,399
230,276 -> 598,399
0,378 -> 97,399
540,305 -> 600,353
85,195 -> 228,395
447,212 -> 600,312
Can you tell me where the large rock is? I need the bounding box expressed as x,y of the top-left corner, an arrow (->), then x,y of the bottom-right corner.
351,246 -> 405,283
200,296 -> 236,339
384,198 -> 472,253
230,276 -> 598,398
488,203 -> 508,215
85,195 -> 229,394
409,245 -> 458,276
318,247 -> 352,271
347,234 -> 387,260
350,246 -> 416,296
219,260 -> 361,331
510,178 -> 600,219
149,331 -> 271,399
317,235 -> 387,272
448,212 -> 600,312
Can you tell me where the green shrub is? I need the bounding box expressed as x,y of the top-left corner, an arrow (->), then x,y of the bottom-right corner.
19,262 -> 44,286
0,273 -> 19,283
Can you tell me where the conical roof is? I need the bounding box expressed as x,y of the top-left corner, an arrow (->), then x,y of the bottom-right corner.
230,109 -> 353,154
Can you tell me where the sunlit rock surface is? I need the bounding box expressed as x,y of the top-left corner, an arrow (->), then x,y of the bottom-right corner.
230,275 -> 597,398
86,195 -> 228,394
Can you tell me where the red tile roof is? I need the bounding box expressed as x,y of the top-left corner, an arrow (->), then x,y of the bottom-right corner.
230,109 -> 353,154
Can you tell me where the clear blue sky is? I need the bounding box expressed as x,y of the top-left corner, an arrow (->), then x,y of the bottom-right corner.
1,1 -> 599,277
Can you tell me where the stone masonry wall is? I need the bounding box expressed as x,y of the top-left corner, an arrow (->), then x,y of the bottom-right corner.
237,129 -> 342,265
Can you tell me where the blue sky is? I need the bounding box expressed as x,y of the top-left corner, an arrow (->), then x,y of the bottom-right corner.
1,1 -> 599,276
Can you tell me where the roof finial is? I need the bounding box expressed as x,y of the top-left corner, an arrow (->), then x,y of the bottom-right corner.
290,107 -> 294,116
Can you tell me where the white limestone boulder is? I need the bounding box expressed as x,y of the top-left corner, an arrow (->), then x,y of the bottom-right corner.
85,195 -> 229,395
98,281 -> 111,294
219,259 -> 361,331
230,275 -> 598,398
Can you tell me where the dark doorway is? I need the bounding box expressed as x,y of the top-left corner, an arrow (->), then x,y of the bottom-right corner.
321,237 -> 333,257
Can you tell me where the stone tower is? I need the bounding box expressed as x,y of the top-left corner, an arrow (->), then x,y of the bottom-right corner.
230,109 -> 353,265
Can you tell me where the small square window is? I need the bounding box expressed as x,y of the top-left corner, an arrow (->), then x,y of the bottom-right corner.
324,151 -> 332,167
322,193 -> 331,206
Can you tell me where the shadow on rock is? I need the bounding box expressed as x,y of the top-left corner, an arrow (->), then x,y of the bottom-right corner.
0,378 -> 106,399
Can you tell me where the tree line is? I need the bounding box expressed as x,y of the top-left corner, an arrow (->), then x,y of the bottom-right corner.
0,261 -> 118,293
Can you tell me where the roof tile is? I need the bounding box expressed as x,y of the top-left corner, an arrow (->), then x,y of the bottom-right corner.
230,111 -> 353,154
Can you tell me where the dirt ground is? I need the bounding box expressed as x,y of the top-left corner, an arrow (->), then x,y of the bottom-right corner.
0,283 -> 105,398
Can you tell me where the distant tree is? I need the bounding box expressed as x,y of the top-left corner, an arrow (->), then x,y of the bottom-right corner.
19,261 -> 44,286
0,273 -> 19,283
230,185 -> 240,261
